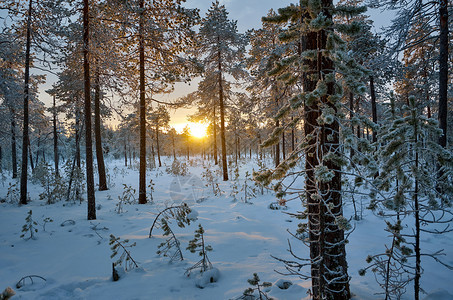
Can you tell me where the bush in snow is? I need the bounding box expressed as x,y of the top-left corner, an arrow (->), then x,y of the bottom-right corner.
185,224 -> 213,276
5,182 -> 19,204
239,273 -> 273,300
115,184 -> 136,214
109,234 -> 138,272
20,210 -> 38,240
156,218 -> 184,262
166,159 -> 188,177
148,203 -> 197,237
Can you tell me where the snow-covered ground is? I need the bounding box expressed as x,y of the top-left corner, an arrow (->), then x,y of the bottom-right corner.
1,157 -> 452,299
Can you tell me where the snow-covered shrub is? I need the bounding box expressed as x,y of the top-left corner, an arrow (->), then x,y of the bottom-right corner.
0,286 -> 15,299
20,210 -> 38,240
166,159 -> 188,176
239,273 -> 273,300
185,224 -> 213,277
5,182 -> 19,204
156,218 -> 184,262
109,234 -> 138,272
201,167 -> 221,196
115,184 -> 136,214
148,203 -> 197,237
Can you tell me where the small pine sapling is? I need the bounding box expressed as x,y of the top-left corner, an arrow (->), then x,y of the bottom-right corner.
148,179 -> 155,203
230,167 -> 240,201
241,171 -> 256,203
109,234 -> 138,272
5,182 -> 19,203
201,167 -> 221,196
358,220 -> 413,299
115,184 -> 136,213
185,224 -> 213,276
149,203 -> 196,237
20,210 -> 38,240
241,273 -> 273,300
156,218 -> 184,262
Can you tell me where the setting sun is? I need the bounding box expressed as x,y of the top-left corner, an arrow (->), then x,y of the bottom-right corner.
187,122 -> 208,138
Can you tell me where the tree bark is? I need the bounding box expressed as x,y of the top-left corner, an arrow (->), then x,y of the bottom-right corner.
156,125 -> 162,167
53,95 -> 59,177
94,67 -> 108,191
275,120 -> 280,168
138,0 -> 147,204
218,43 -> 228,181
438,0 -> 448,148
83,0 -> 96,220
369,76 -> 378,144
304,2 -> 350,297
10,109 -> 17,179
20,0 -> 33,205
213,104 -> 218,165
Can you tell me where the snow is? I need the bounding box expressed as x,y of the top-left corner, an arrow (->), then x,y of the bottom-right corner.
0,157 -> 452,299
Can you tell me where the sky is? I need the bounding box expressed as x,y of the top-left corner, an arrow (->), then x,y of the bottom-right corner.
32,0 -> 393,131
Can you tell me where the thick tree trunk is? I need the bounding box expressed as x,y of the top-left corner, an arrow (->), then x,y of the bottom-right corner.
438,0 -> 448,148
304,3 -> 350,298
218,45 -> 228,181
83,0 -> 96,220
53,95 -> 59,177
213,105 -> 218,165
349,92 -> 355,158
282,129 -> 286,160
20,0 -> 33,205
369,76 -> 378,144
138,0 -> 147,204
10,110 -> 17,179
94,68 -> 107,191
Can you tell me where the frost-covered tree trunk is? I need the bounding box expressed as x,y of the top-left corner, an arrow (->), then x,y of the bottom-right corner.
369,75 -> 378,144
83,0 -> 96,220
438,0 -> 448,148
213,105 -> 218,165
304,2 -> 350,298
52,95 -> 59,177
218,45 -> 228,181
10,109 -> 17,179
20,0 -> 33,205
138,0 -> 147,204
94,67 -> 107,191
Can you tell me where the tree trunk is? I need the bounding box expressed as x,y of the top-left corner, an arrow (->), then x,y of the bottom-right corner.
438,0 -> 448,148
53,95 -> 59,177
291,117 -> 295,152
83,0 -> 96,220
138,0 -> 147,204
275,120 -> 280,168
94,67 -> 107,191
156,125 -> 162,167
28,138 -> 34,171
218,44 -> 228,181
282,128 -> 286,160
213,105 -> 218,165
349,92 -> 355,158
304,3 -> 350,297
124,142 -> 127,166
20,0 -> 33,205
75,108 -> 81,169
0,146 -> 2,173
10,110 -> 17,179
172,130 -> 176,160
369,76 -> 378,144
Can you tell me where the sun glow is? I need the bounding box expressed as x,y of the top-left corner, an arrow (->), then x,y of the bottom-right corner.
187,122 -> 208,138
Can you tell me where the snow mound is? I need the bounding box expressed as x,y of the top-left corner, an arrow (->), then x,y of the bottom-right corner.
275,278 -> 293,290
195,267 -> 220,289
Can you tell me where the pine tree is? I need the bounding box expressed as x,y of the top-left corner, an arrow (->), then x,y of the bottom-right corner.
370,94 -> 453,299
195,1 -> 247,181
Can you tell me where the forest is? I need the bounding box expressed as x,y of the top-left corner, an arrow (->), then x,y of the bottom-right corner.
0,0 -> 452,299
